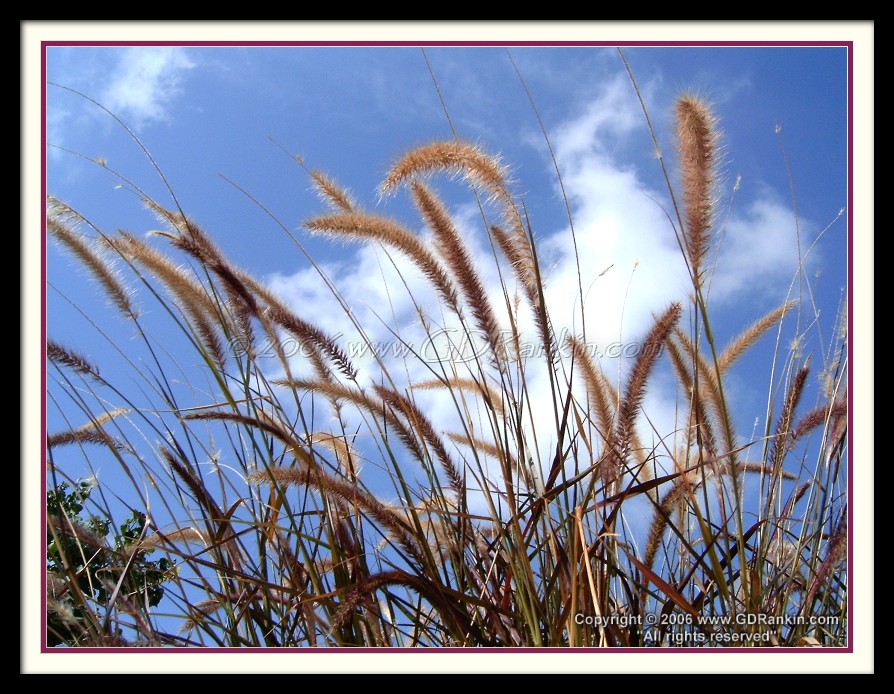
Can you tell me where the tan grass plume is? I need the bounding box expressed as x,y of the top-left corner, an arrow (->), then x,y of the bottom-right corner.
380,141 -> 509,203
676,95 -> 720,284
47,211 -> 136,319
47,340 -> 101,378
411,182 -> 505,361
305,212 -> 461,313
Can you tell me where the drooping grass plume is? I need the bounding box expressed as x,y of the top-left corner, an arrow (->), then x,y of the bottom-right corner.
411,182 -> 505,362
160,447 -> 225,523
274,377 -> 431,469
374,384 -> 465,496
789,398 -> 848,445
47,408 -> 132,451
263,302 -> 358,381
490,219 -> 553,365
412,376 -> 505,417
380,141 -> 509,204
47,514 -> 109,553
47,427 -> 128,452
182,410 -> 317,469
446,432 -> 518,471
669,299 -> 797,462
47,339 -> 101,378
305,212 -> 461,313
140,527 -> 211,550
47,206 -> 136,320
145,199 -> 262,321
247,466 -> 427,569
661,335 -> 721,464
106,231 -> 229,369
490,223 -> 539,306
308,432 -> 361,478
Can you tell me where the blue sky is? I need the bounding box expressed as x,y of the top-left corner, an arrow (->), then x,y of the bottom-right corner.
27,22 -> 872,671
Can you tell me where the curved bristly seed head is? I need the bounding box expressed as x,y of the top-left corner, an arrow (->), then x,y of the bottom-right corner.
380,141 -> 509,203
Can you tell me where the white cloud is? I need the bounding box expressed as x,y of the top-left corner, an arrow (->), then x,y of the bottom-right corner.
708,194 -> 811,304
101,48 -> 195,129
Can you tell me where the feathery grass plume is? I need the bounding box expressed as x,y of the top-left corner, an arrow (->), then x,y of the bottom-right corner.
305,212 -> 461,313
308,432 -> 361,478
380,141 -> 509,203
46,597 -> 81,630
160,447 -> 224,522
247,466 -> 427,568
106,231 -> 228,368
490,223 -> 539,304
609,303 -> 682,483
263,302 -> 357,381
87,408 -> 129,427
675,95 -> 720,283
47,427 -> 128,452
567,335 -> 617,442
768,365 -> 810,473
492,217 -> 554,368
184,236 -> 260,322
225,265 -> 348,378
48,515 -> 109,553
179,597 -> 226,636
183,410 -> 317,469
411,182 -> 505,362
736,462 -> 798,480
788,398 -> 847,447
671,327 -> 722,409
805,505 -> 847,606
274,378 -> 431,467
310,170 -> 356,212
668,329 -> 727,469
47,212 -> 136,319
328,569 -> 422,635
644,469 -> 704,570
374,385 -> 465,496
717,301 -> 798,372
143,198 -> 216,256
446,432 -> 519,471
140,527 -> 210,550
145,199 -> 262,324
413,376 -> 505,417
766,480 -> 813,562
47,339 -> 101,378
490,219 -> 550,365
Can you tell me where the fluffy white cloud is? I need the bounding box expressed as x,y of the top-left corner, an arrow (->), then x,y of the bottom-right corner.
709,194 -> 813,304
101,47 -> 195,129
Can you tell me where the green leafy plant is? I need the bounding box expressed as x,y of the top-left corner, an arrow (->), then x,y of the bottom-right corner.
46,480 -> 174,646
